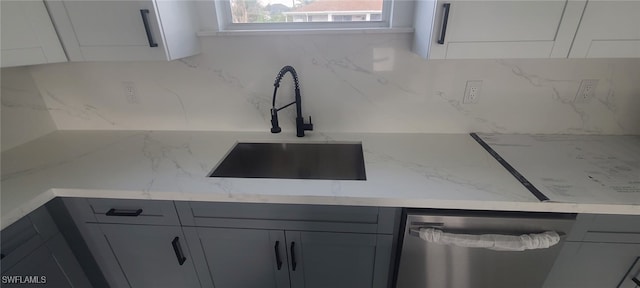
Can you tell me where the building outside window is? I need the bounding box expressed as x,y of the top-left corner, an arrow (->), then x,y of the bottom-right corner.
228,0 -> 383,24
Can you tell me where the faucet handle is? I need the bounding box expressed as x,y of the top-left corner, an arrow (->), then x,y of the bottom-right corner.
304,116 -> 314,131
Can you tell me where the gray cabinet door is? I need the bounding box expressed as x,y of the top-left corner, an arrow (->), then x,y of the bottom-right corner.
88,223 -> 200,288
190,227 -> 290,288
286,231 -> 392,288
544,242 -> 640,288
2,243 -> 71,288
1,206 -> 92,288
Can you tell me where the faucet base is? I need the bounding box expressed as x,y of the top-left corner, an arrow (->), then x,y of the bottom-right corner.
296,116 -> 313,137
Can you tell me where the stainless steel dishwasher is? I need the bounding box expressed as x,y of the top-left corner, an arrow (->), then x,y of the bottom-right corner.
396,209 -> 576,288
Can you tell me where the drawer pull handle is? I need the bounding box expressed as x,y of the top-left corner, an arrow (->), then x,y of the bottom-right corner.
290,242 -> 297,271
171,237 -> 187,265
274,241 -> 283,270
437,3 -> 451,44
632,277 -> 640,286
140,9 -> 158,47
106,208 -> 143,217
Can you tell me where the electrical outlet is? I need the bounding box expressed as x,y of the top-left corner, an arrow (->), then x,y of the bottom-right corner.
463,80 -> 482,104
122,81 -> 138,104
574,79 -> 598,103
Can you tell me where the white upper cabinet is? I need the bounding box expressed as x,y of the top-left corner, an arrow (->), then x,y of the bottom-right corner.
1,1 -> 67,68
413,0 -> 586,59
46,0 -> 200,61
569,1 -> 640,58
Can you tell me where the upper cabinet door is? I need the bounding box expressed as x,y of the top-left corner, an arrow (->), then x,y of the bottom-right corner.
46,0 -> 200,61
0,1 -> 67,67
415,0 -> 585,59
569,1 -> 640,58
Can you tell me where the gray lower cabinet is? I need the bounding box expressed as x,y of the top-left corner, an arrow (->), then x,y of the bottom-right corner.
543,214 -> 640,288
184,227 -> 290,288
3,239 -> 72,288
286,231 -> 392,288
544,242 -> 640,288
85,223 -> 200,288
1,205 -> 92,288
184,227 -> 392,288
176,201 -> 399,288
59,199 -> 399,288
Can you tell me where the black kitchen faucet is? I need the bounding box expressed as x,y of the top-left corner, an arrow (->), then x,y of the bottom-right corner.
270,66 -> 313,137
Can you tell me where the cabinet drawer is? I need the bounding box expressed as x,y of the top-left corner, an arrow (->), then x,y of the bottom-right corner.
88,198 -> 179,225
568,214 -> 640,243
176,202 -> 396,234
188,202 -> 379,223
70,198 -> 180,226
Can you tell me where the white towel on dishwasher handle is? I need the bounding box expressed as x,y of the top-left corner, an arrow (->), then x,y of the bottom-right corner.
418,228 -> 561,251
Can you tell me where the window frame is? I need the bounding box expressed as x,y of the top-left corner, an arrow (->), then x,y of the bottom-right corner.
215,0 -> 394,31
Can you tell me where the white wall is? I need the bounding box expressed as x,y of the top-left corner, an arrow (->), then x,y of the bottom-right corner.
1,67 -> 57,151
21,33 -> 640,134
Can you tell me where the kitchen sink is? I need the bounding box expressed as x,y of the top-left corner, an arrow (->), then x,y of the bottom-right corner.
209,142 -> 366,180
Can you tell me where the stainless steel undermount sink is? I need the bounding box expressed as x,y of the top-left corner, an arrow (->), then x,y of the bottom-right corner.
209,142 -> 366,180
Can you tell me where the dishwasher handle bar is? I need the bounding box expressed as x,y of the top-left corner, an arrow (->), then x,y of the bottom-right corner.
410,227 -> 564,251
408,227 -> 566,237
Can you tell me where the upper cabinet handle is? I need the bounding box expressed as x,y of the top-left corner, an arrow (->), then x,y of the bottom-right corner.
106,208 -> 143,217
140,9 -> 158,47
437,3 -> 451,44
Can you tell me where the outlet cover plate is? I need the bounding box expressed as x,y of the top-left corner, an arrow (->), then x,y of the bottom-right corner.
574,79 -> 598,103
463,80 -> 482,104
122,81 -> 138,104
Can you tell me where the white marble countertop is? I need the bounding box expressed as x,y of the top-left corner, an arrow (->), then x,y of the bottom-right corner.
2,131 -> 639,229
478,133 -> 640,205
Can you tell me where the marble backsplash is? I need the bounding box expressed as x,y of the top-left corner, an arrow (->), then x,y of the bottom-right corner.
8,33 -> 640,136
1,67 -> 57,151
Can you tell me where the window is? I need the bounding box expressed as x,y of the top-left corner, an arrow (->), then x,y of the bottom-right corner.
331,15 -> 353,22
217,0 -> 394,31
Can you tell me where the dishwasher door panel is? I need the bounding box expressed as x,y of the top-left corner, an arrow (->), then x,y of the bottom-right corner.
396,211 -> 576,288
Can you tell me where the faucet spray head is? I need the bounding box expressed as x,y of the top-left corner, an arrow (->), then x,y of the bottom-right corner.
270,108 -> 281,133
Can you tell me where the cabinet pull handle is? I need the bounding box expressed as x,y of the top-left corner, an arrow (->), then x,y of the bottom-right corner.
274,241 -> 283,270
140,9 -> 158,47
290,242 -> 297,271
171,237 -> 187,265
106,208 -> 143,217
437,3 -> 451,44
632,277 -> 640,286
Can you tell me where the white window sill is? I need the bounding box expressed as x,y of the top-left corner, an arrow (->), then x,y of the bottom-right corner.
197,27 -> 414,37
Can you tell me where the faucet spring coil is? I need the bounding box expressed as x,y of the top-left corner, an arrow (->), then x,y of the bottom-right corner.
274,65 -> 300,89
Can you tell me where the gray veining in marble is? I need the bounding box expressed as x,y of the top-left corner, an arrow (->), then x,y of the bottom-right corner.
10,34 -> 637,135
479,133 -> 640,204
